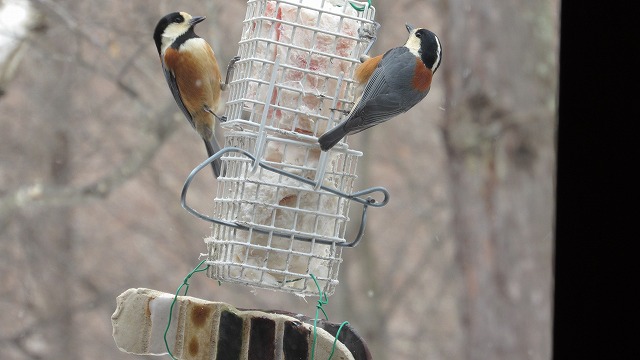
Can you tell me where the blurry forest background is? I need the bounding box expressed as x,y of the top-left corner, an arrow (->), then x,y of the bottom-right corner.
0,0 -> 558,359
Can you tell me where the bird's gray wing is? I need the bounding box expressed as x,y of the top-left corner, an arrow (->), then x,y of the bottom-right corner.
163,63 -> 196,130
344,47 -> 425,134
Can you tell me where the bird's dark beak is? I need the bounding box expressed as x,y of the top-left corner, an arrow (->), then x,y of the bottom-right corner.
189,16 -> 206,26
405,24 -> 415,33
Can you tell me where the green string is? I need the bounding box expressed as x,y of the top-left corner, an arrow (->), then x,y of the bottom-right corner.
163,260 -> 209,360
310,274 -> 329,360
161,268 -> 347,359
349,0 -> 372,12
309,274 -> 349,360
328,321 -> 350,360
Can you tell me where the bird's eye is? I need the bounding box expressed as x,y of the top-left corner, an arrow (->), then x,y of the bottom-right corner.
415,32 -> 422,38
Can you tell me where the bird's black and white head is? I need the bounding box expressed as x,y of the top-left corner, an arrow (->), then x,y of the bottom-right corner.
404,24 -> 442,74
153,12 -> 205,55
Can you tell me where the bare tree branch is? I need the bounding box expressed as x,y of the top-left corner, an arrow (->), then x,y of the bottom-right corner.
32,0 -> 104,49
0,106 -> 176,226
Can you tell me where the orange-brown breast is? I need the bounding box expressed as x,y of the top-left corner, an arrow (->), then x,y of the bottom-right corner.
412,58 -> 433,92
354,54 -> 383,84
164,45 -> 222,116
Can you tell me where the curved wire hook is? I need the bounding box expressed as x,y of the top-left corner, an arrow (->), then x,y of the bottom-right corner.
180,147 -> 390,247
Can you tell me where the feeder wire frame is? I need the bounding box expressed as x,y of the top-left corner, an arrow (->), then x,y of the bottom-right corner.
198,0 -> 380,296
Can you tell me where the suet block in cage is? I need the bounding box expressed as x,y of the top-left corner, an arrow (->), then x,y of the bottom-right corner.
201,0 -> 379,296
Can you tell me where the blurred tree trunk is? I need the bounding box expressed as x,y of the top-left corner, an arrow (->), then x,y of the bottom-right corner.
27,48 -> 77,359
47,130 -> 76,359
439,0 -> 557,359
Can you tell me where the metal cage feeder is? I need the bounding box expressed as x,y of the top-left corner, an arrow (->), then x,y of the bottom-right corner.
182,0 -> 383,296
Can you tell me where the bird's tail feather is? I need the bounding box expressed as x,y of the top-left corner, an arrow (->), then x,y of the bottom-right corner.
204,138 -> 223,178
318,125 -> 347,151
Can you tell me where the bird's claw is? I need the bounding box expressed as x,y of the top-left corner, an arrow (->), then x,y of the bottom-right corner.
330,108 -> 351,115
222,56 -> 241,89
204,105 -> 227,122
358,22 -> 380,57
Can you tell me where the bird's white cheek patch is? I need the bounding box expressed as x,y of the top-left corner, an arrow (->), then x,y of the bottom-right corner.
405,33 -> 422,57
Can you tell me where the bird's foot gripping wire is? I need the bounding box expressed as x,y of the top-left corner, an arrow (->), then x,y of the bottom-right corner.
358,21 -> 380,57
220,56 -> 241,91
329,107 -> 352,115
204,105 -> 227,122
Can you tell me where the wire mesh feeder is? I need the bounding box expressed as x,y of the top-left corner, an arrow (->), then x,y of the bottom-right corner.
182,0 -> 385,297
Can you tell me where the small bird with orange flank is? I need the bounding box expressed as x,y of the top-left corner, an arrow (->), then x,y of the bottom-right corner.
153,11 -> 238,177
318,24 -> 442,151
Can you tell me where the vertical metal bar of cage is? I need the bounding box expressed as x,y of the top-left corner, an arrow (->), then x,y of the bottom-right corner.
249,55 -> 282,175
314,70 -> 345,190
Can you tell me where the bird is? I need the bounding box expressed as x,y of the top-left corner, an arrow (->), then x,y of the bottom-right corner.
153,11 -> 239,177
318,24 -> 442,151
